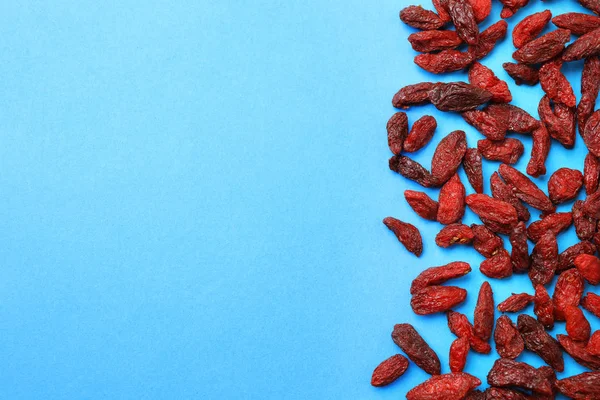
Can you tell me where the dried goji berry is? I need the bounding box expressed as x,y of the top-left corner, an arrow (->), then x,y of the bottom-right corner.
529,231 -> 558,286
465,390 -> 486,400
534,284 -> 554,329
503,62 -> 539,85
405,190 -> 439,221
485,388 -> 529,400
445,0 -> 479,45
469,20 -> 508,60
415,50 -> 475,74
539,59 -> 577,108
435,223 -> 474,247
371,354 -> 409,387
433,0 -> 452,23
517,314 -> 564,371
466,193 -> 519,234
392,323 -> 441,375
513,10 -> 552,48
582,292 -> 600,317
406,373 -> 481,400
449,336 -> 469,373
494,315 -> 523,359
499,164 -> 555,213
408,30 -> 462,52
556,372 -> 600,399
411,286 -> 467,315
429,82 -> 493,112
499,0 -> 529,19
389,155 -> 439,188
480,249 -> 513,279
403,117 -> 437,154
431,130 -> 467,184
553,12 -> 600,35
462,110 -> 506,140
463,148 -> 484,193
447,310 -> 491,353
477,138 -> 524,164
437,174 -> 466,225
486,104 -> 539,133
510,221 -> 530,273
468,0 -> 491,23
580,0 -> 600,15
563,26 -> 600,62
393,82 -> 435,109
557,241 -> 597,273
471,224 -> 503,257
584,152 -> 600,194
527,125 -> 551,178
573,201 -> 597,243
553,268 -> 585,321
487,358 -> 552,395
473,281 -> 494,341
410,261 -> 471,294
383,217 -> 423,256
468,62 -> 511,103
557,334 -> 600,370
587,331 -> 600,355
538,95 -> 576,148
386,112 -> 408,155
490,172 -> 530,221
565,305 -> 591,342
527,212 -> 573,242
574,253 -> 600,284
578,57 -> 600,135
537,366 -> 557,399
583,109 -> 600,158
400,5 -> 445,30
513,29 -> 571,64
498,292 -> 534,312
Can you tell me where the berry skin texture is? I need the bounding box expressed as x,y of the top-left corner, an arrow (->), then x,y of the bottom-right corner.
445,0 -> 480,45
498,293 -> 534,312
510,221 -> 530,273
553,268 -> 585,321
468,62 -> 511,102
574,253 -> 600,284
503,62 -> 539,85
534,284 -> 554,329
490,172 -> 530,221
389,155 -> 439,188
477,138 -> 524,164
582,292 -> 600,317
411,286 -> 467,315
513,10 -> 552,48
404,190 -> 438,221
400,6 -> 444,30
393,82 -> 435,109
468,0 -> 491,23
548,168 -> 583,204
371,354 -> 409,387
573,200 -> 597,241
415,50 -> 475,74
466,193 -> 518,233
538,94 -> 576,149
386,112 -> 408,155
517,314 -> 564,371
403,115 -> 437,153
392,323 -> 441,375
431,131 -> 467,185
471,224 -> 503,258
587,331 -> 600,355
449,337 -> 469,373
408,30 -> 462,53
513,29 -> 571,65
473,281 -> 494,341
487,358 -> 553,395
494,315 -> 524,359
428,83 -> 493,112
485,103 -> 539,133
583,109 -> 600,158
410,261 -> 471,295
406,373 -> 481,400
480,249 -> 513,279
462,110 -> 506,140
563,26 -> 600,62
526,212 -> 573,243
527,125 -> 551,177
499,163 -> 555,213
565,305 -> 591,342
383,217 -> 423,256
556,372 -> 600,399
584,152 -> 600,195
435,223 -> 474,247
557,334 -> 600,370
529,231 -> 558,287
437,174 -> 466,225
578,57 -> 600,135
469,20 -> 508,60
553,12 -> 600,35
463,148 -> 484,193
539,58 -> 576,108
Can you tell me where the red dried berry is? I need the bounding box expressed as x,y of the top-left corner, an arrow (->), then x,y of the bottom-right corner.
462,110 -> 506,141
469,20 -> 508,60
494,315 -> 524,359
527,212 -> 573,243
582,292 -> 600,317
433,0 -> 452,23
539,59 -> 577,108
499,164 -> 555,213
408,30 -> 462,52
557,334 -> 600,370
538,94 -> 576,148
411,286 -> 467,315
556,372 -> 600,399
429,82 -> 493,112
513,29 -> 571,64
513,10 -> 553,48
485,388 -> 529,400
548,169 -> 583,205
499,0 -> 529,19
449,337 -> 470,373
435,223 -> 474,247
389,155 -> 439,188
557,241 -> 597,273
534,284 -> 554,329
491,172 -> 530,221
553,268 -> 585,321
392,323 -> 441,375
437,174 -> 466,225
383,217 -> 423,256
468,62 -> 511,103
473,281 -> 494,341
371,354 -> 409,387
503,62 -> 539,85
431,130 -> 467,184
578,57 -> 600,135
486,103 -> 540,133
403,115 -> 437,153
466,193 -> 519,233
393,82 -> 435,109
471,224 -> 503,257
463,148 -> 484,193
410,261 -> 471,294
400,6 -> 445,30
584,152 -> 600,194
574,254 -> 600,284
565,305 -> 591,342
587,331 -> 600,355
468,0 -> 491,23
405,190 -> 439,221
553,12 -> 600,35
478,138 -> 524,164
447,310 -> 491,354
466,390 -> 486,400
563,26 -> 600,62
487,358 -> 552,395
415,50 -> 475,74
510,221 -> 530,273
406,373 -> 481,400
583,109 -> 600,158
574,201 -> 598,242
498,292 -> 534,312
386,112 -> 408,155
580,0 -> 600,15
518,314 -> 564,371
527,125 -> 551,178
445,0 -> 479,45
529,231 -> 558,287
480,249 -> 513,279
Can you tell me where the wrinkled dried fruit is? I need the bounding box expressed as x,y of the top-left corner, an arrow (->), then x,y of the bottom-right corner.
408,30 -> 462,52
503,62 -> 539,85
510,221 -> 530,273
565,305 -> 591,342
433,0 -> 452,23
463,148 -> 484,193
584,152 -> 600,194
411,286 -> 467,315
537,366 -> 557,399
389,155 -> 439,188
383,217 -> 423,256
468,0 -> 491,22
449,337 -> 469,373
393,82 -> 435,109
465,390 -> 486,400
471,224 -> 503,257
587,331 -> 600,355
445,0 -> 479,45
407,373 -> 481,400
469,20 -> 508,60
486,103 -> 540,133
468,62 -> 511,102
583,109 -> 600,158
405,190 -> 439,221
371,354 -> 409,387
487,358 -> 552,395
558,241 -> 597,273
574,253 -> 600,284
491,172 -> 530,221
584,188 -> 600,218
534,284 -> 554,329
556,372 -> 600,399
438,174 -> 466,225
494,315 -> 524,359
529,231 -> 558,287
400,6 -> 445,30
582,292 -> 600,317
462,110 -> 506,141
499,0 -> 529,19
527,125 -> 551,177
386,112 -> 408,155
392,323 -> 441,375
513,29 -> 571,64
410,261 -> 471,294
478,138 -> 524,164
563,27 -> 600,62
513,10 -> 552,48
548,168 -> 583,204
518,314 -> 564,371
436,224 -> 475,247
447,310 -> 491,353
498,292 -> 534,312
429,82 -> 492,112
578,57 -> 600,135
580,0 -> 600,15
480,249 -> 513,279
415,50 -> 475,74
431,130 -> 467,184
539,59 -> 577,108
538,94 -> 576,148
466,193 -> 519,234
573,200 -> 597,241
553,12 -> 600,35
485,388 -> 529,400
557,334 -> 600,370
473,281 -> 494,341
527,212 -> 573,242
499,164 -> 555,213
553,268 -> 585,321
403,115 -> 437,153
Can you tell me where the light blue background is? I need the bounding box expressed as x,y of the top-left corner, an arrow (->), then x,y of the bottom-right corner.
0,0 -> 597,399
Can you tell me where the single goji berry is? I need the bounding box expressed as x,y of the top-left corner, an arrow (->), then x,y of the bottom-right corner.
584,152 -> 600,194
490,172 -> 530,221
553,268 -> 585,321
578,57 -> 600,135
410,261 -> 471,294
534,284 -> 554,329
529,231 -> 558,287
466,193 -> 519,233
383,217 -> 423,256
494,315 -> 523,359
405,190 -> 439,221
539,59 -> 577,108
386,112 -> 408,155
553,12 -> 600,35
437,174 -> 466,225
471,224 -> 503,257
486,103 -> 540,133
499,164 -> 555,213
462,110 -> 506,140
563,26 -> 600,62
468,62 -> 512,102
556,372 -> 600,399
371,354 -> 409,387
480,249 -> 513,279
473,281 -> 494,341
557,241 -> 597,273
447,310 -> 491,353
587,331 -> 600,355
429,82 -> 493,112
469,20 -> 508,60
557,334 -> 600,370
408,30 -> 462,52
527,125 -> 551,178
468,0 -> 491,23
583,109 -> 600,158
487,358 -> 552,395
510,221 -> 530,273
477,138 -> 524,164
513,10 -> 552,48
406,373 -> 481,400
449,336 -> 469,373
392,323 -> 441,375
573,200 -> 597,241
463,148 -> 484,193
389,155 -> 439,187
513,29 -> 571,64
499,0 -> 529,19
415,50 -> 475,74
445,0 -> 479,45
527,212 -> 573,242
498,292 -> 534,312
431,130 -> 467,184
582,292 -> 600,317
538,94 -> 576,148
411,286 -> 467,315
403,115 -> 437,153
400,5 -> 445,30
574,253 -> 600,284
433,0 -> 452,23
503,62 -> 539,85
518,314 -> 564,371
435,223 -> 474,247
565,305 -> 591,342
392,82 -> 435,109
537,366 -> 558,399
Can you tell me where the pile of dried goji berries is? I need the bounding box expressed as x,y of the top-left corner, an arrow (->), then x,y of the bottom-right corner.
373,0 -> 600,398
